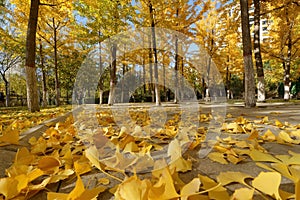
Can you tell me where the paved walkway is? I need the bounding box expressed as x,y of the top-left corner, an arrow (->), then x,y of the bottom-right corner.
1,102 -> 299,199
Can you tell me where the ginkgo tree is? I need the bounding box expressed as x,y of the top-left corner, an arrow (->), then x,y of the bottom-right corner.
74,0 -> 133,105
0,2 -> 22,107
37,0 -> 74,106
262,0 -> 300,100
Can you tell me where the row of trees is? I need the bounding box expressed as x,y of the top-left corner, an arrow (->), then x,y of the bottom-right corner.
0,0 -> 299,111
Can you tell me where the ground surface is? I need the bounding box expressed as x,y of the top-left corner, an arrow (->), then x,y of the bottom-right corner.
0,102 -> 300,199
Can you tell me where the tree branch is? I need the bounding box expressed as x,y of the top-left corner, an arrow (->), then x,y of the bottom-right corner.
292,1 -> 300,6
39,1 -> 68,7
260,5 -> 285,16
39,3 -> 56,7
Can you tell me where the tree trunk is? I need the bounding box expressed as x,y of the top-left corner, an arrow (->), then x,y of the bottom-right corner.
108,43 -> 117,106
174,7 -> 180,104
39,39 -> 47,107
240,0 -> 256,108
53,18 -> 60,106
142,35 -> 146,96
253,0 -> 265,102
149,1 -> 161,106
174,36 -> 179,104
180,56 -> 184,100
142,55 -> 146,95
148,35 -> 154,102
4,79 -> 9,107
25,0 -> 40,112
121,44 -> 126,103
284,7 -> 292,101
98,33 -> 104,105
163,55 -> 166,101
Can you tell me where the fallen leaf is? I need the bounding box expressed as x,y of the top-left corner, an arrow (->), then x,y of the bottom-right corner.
252,172 -> 281,199
98,178 -> 110,185
208,152 -> 228,164
261,129 -> 276,141
248,149 -> 280,163
115,175 -> 150,200
0,129 -> 19,144
38,156 -> 61,172
0,177 -> 19,199
199,175 -> 230,200
217,171 -> 252,186
180,178 -> 201,200
275,119 -> 284,128
149,167 -> 179,200
231,188 -> 254,200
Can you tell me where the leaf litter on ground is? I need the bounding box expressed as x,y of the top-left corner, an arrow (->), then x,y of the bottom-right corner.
0,106 -> 299,199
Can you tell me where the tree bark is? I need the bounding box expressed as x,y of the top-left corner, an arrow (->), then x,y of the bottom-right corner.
3,78 -> 9,107
53,18 -> 60,106
39,39 -> 47,107
25,0 -> 40,112
174,7 -> 180,104
253,0 -> 265,102
148,34 -> 154,102
174,36 -> 179,103
240,0 -> 256,108
108,43 -> 117,106
284,6 -> 292,101
149,0 -> 161,106
98,33 -> 104,105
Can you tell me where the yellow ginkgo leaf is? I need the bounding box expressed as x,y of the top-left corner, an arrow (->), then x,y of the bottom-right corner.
296,179 -> 300,200
14,147 -> 35,165
14,174 -> 29,192
27,168 -> 44,182
0,177 -> 19,199
37,156 -> 61,172
180,178 -> 201,200
49,169 -> 74,184
74,160 -> 92,175
229,154 -> 245,164
248,129 -> 259,140
231,188 -> 254,200
167,139 -> 182,161
98,178 -> 110,185
47,192 -> 68,200
85,146 -> 102,170
252,172 -> 281,199
169,157 -> 192,172
0,129 -> 19,144
278,131 -> 295,144
115,175 -> 149,200
261,129 -> 276,141
262,116 -> 269,123
226,113 -> 233,118
248,149 -> 280,163
199,175 -> 230,200
149,167 -> 179,200
273,162 -> 296,179
31,137 -> 47,154
289,165 -> 300,180
275,119 -> 283,127
217,171 -> 252,186
123,141 -> 139,152
68,175 -> 85,199
208,152 -> 228,164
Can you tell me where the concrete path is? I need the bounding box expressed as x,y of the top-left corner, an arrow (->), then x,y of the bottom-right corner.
0,102 -> 299,199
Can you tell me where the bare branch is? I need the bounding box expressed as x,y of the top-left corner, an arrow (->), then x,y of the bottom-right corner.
37,32 -> 53,46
